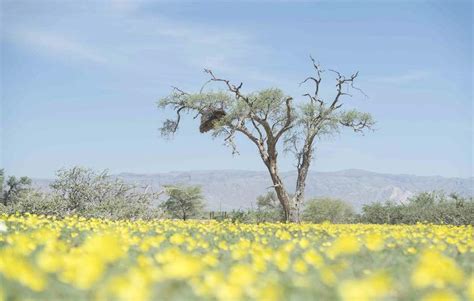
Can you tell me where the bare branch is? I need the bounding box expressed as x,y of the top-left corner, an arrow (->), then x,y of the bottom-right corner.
250,118 -> 265,142
274,97 -> 294,143
327,69 -> 361,111
300,55 -> 324,105
159,58 -> 373,222
171,86 -> 189,96
203,68 -> 275,138
222,127 -> 239,155
203,69 -> 249,103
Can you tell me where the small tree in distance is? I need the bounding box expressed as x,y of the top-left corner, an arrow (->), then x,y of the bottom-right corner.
255,191 -> 285,222
302,197 -> 355,224
49,167 -> 162,219
0,169 -> 4,197
161,185 -> 205,220
158,57 -> 374,222
0,169 -> 32,206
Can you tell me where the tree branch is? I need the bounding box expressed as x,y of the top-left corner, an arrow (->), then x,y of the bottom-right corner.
274,97 -> 294,143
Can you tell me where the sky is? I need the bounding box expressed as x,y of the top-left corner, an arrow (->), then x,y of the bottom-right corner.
0,0 -> 472,178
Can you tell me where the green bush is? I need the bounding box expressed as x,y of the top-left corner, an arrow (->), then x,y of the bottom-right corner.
360,192 -> 474,225
0,169 -> 33,206
0,190 -> 66,216
160,185 -> 205,220
302,197 -> 355,223
2,166 -> 471,226
229,209 -> 254,223
1,167 -> 163,220
254,192 -> 285,223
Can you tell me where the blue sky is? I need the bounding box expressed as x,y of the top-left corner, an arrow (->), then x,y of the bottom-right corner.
1,0 -> 472,178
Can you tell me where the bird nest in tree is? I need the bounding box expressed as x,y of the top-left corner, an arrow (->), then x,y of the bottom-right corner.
199,109 -> 226,133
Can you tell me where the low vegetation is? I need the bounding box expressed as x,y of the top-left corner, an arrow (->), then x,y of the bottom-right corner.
160,185 -> 205,220
159,58 -> 375,222
0,168 -> 163,220
1,167 -> 472,300
302,198 -> 356,224
360,192 -> 474,226
0,167 -> 472,225
0,214 -> 472,301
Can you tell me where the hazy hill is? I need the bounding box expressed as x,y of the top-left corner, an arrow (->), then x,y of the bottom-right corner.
32,169 -> 473,211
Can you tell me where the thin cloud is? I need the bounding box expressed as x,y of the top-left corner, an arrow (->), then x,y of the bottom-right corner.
123,16 -> 282,85
2,7 -> 284,88
4,28 -> 107,64
373,70 -> 431,84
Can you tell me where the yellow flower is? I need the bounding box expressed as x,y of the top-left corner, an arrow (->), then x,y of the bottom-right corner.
411,249 -> 464,288
0,214 -> 472,301
60,254 -> 105,289
320,266 -> 337,286
421,289 -> 460,301
36,249 -> 63,273
218,240 -> 229,250
339,271 -> 392,301
467,276 -> 474,301
273,250 -> 289,271
0,249 -> 46,291
327,235 -> 360,259
169,233 -> 186,245
82,234 -> 126,263
162,253 -> 203,279
293,259 -> 308,274
365,233 -> 384,251
303,249 -> 324,268
252,254 -> 267,272
217,283 -> 244,301
256,280 -> 283,301
299,238 -> 310,249
6,233 -> 37,255
229,264 -> 256,288
106,268 -> 151,301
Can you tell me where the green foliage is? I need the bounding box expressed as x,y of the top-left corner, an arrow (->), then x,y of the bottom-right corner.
360,192 -> 474,225
254,192 -> 285,223
0,170 -> 32,206
49,167 -> 162,219
302,197 -> 355,223
228,209 -> 254,223
158,63 -> 375,222
0,167 -> 163,220
1,190 -> 66,216
160,185 -> 205,220
0,169 -> 4,197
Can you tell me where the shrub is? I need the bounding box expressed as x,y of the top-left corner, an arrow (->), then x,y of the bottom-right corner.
229,209 -> 254,223
1,167 -> 163,220
160,185 -> 205,220
49,167 -> 163,220
0,170 -> 33,206
254,192 -> 285,223
0,190 -> 67,216
302,197 -> 355,223
360,191 -> 474,225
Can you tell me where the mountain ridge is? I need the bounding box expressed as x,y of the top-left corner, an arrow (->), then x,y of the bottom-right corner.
32,169 -> 473,211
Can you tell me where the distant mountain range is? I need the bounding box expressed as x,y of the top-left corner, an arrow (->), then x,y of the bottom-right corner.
32,169 -> 473,211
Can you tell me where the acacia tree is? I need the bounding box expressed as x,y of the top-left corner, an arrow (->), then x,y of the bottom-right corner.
161,185 -> 205,220
158,57 -> 374,222
1,171 -> 32,206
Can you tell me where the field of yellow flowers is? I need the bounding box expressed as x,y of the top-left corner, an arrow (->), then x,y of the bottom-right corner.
0,214 -> 473,301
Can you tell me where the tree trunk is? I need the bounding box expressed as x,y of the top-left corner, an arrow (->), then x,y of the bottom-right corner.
290,139 -> 314,223
264,158 -> 292,222
291,165 -> 310,223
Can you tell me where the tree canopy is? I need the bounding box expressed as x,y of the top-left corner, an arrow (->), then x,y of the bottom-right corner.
158,57 -> 374,222
160,185 -> 205,220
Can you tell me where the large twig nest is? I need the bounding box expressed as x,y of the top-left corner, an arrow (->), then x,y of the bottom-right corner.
199,109 -> 226,133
